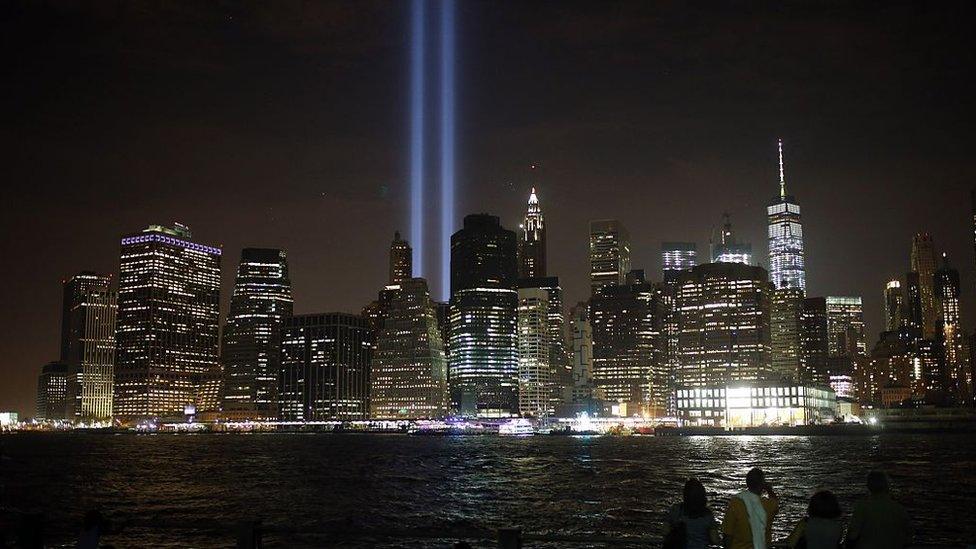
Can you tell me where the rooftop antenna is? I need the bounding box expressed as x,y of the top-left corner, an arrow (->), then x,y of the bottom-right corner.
778,138 -> 786,199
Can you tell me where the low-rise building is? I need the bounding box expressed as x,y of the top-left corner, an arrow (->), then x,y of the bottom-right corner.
676,382 -> 836,428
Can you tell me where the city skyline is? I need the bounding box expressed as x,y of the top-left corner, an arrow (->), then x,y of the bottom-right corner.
3,2 -> 976,415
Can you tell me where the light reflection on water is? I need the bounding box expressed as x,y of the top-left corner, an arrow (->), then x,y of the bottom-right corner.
2,433 -> 974,547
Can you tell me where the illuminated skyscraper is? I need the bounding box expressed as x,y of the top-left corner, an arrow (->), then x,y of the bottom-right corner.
589,220 -> 631,293
662,242 -> 698,282
518,276 -> 570,411
711,213 -> 752,265
36,361 -> 69,421
517,287 -> 551,417
517,188 -> 547,279
800,297 -> 830,384
770,288 -> 804,380
675,262 -> 772,387
767,139 -> 805,291
449,214 -> 519,417
370,278 -> 449,420
114,223 -> 221,421
884,280 -> 905,332
569,302 -> 595,405
279,313 -> 371,421
61,272 -> 116,421
825,296 -> 866,357
911,233 -> 939,339
935,254 -> 970,400
389,231 -> 412,284
221,248 -> 293,419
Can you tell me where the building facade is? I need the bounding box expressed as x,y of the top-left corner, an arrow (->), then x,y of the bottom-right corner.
589,220 -> 631,293
911,233 -> 939,339
766,139 -> 806,291
711,214 -> 752,265
662,242 -> 698,282
61,272 -> 116,421
389,231 -> 413,284
517,188 -> 547,279
884,280 -> 905,332
935,255 -> 971,401
676,383 -> 836,428
770,287 -> 804,380
517,287 -> 551,417
36,362 -> 70,421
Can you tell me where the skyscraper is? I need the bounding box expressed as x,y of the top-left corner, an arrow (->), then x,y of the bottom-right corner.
770,288 -> 804,380
389,231 -> 413,284
711,213 -> 752,265
370,278 -> 449,420
675,262 -> 772,387
517,188 -> 547,279
36,361 -> 69,421
661,242 -> 698,282
61,272 -> 116,421
449,214 -> 519,417
517,276 -> 571,411
935,254 -> 970,400
825,296 -> 866,357
114,223 -> 221,421
911,233 -> 939,339
767,139 -> 805,291
589,220 -> 631,293
800,297 -> 830,384
569,302 -> 595,406
517,287 -> 550,417
590,270 -> 667,416
884,280 -> 905,332
279,313 -> 372,421
221,248 -> 293,420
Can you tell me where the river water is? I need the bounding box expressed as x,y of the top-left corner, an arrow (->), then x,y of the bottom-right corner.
1,433 -> 973,547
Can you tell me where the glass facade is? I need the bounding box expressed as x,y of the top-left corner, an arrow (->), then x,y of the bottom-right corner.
61,272 -> 116,421
517,287 -> 550,417
676,383 -> 836,427
589,220 -> 631,293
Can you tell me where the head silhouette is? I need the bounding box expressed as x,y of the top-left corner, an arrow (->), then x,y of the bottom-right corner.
746,467 -> 765,494
683,477 -> 709,518
866,471 -> 889,494
808,491 -> 842,519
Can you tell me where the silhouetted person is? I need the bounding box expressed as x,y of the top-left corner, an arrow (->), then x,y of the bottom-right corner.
663,477 -> 720,549
785,490 -> 843,549
77,510 -> 114,549
845,471 -> 911,549
721,467 -> 779,549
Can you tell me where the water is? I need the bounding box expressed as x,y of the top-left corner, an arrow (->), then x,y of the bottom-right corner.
2,432 -> 974,547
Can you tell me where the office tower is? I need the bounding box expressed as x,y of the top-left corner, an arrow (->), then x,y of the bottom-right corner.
589,220 -> 631,293
590,270 -> 667,416
905,272 -> 923,333
915,337 -> 946,399
855,332 -> 914,406
800,297 -> 830,384
517,287 -> 551,417
675,262 -> 772,387
36,362 -> 69,420
570,302 -> 595,404
279,313 -> 371,421
910,233 -> 939,339
661,242 -> 698,282
770,288 -> 804,380
517,188 -> 547,279
518,277 -> 570,408
370,278 -> 449,420
221,248 -> 293,420
935,254 -> 971,400
449,214 -> 519,417
435,301 -> 450,361
389,231 -> 413,284
825,297 -> 866,357
884,280 -> 905,332
61,272 -> 116,421
114,223 -> 221,421
711,213 -> 752,265
767,139 -> 806,291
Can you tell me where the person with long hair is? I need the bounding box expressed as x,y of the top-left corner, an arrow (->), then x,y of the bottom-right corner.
785,490 -> 844,548
663,477 -> 720,549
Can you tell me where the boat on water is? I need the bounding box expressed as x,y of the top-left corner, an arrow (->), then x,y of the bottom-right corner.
498,418 -> 534,436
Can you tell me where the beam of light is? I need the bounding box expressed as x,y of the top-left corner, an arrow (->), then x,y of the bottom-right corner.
439,0 -> 455,301
410,0 -> 425,278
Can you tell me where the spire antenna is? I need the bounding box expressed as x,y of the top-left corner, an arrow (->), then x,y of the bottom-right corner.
778,138 -> 786,199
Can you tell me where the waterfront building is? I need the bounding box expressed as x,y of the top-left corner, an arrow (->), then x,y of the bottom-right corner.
767,139 -> 806,291
590,270 -> 667,416
854,331 -> 914,406
517,188 -> 547,279
661,243 -> 697,414
36,361 -> 69,421
675,262 -> 772,388
517,287 -> 551,417
389,231 -> 413,284
569,302 -> 595,405
370,278 -> 449,420
661,242 -> 698,282
884,280 -> 905,332
676,382 -> 836,428
935,254 -> 971,400
911,233 -> 939,339
589,220 -> 631,293
114,223 -> 221,421
771,288 -> 804,380
60,272 -> 116,421
449,214 -> 519,417
221,248 -> 293,420
279,313 -> 371,421
711,214 -> 752,265
800,298 -> 830,384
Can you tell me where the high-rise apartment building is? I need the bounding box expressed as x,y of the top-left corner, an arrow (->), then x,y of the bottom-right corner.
61,272 -> 116,421
114,223 -> 221,421
767,139 -> 805,291
389,231 -> 413,284
517,188 -> 547,279
370,278 -> 449,420
589,220 -> 631,293
711,214 -> 752,265
221,248 -> 293,419
449,214 -> 519,417
517,287 -> 551,417
675,262 -> 772,387
884,280 -> 905,332
911,233 -> 939,339
935,254 -> 970,400
36,361 -> 69,421
279,313 -> 371,421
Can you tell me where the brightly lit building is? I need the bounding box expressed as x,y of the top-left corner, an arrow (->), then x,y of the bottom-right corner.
676,383 -> 836,428
589,220 -> 631,293
711,213 -> 752,265
825,296 -> 866,357
771,288 -> 804,380
884,280 -> 905,331
221,248 -> 293,420
449,214 -> 519,417
517,287 -> 551,417
36,361 -> 70,421
911,233 -> 939,339
61,272 -> 116,421
767,139 -> 805,291
675,262 -> 772,388
518,276 -> 571,412
662,242 -> 698,414
935,254 -> 971,400
370,278 -> 449,420
662,242 -> 698,282
279,313 -> 371,421
517,188 -> 547,279
114,223 -> 221,421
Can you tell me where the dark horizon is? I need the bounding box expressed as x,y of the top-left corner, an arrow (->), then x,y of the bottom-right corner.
2,1 -> 975,415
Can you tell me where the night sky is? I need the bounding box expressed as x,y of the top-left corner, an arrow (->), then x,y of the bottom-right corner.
2,1 -> 975,415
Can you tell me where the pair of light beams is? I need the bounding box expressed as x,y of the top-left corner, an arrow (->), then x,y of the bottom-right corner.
410,0 -> 454,301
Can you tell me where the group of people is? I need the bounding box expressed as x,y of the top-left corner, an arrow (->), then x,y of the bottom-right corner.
663,469 -> 912,549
